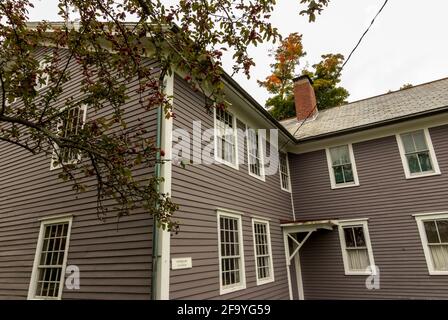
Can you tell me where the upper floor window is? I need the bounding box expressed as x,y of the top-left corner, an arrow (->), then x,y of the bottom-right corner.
338,219 -> 375,275
28,216 -> 73,300
50,105 -> 87,170
35,60 -> 50,91
396,129 -> 440,179
214,108 -> 238,169
415,213 -> 448,275
252,219 -> 274,285
326,144 -> 359,189
279,151 -> 291,192
247,128 -> 265,180
217,210 -> 246,295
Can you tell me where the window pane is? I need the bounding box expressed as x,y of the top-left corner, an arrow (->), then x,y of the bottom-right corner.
333,166 -> 345,184
424,221 -> 440,244
418,152 -> 433,172
413,131 -> 428,152
353,227 -> 366,247
437,220 -> 448,243
429,245 -> 448,271
343,227 -> 356,248
347,248 -> 369,271
406,154 -> 421,173
330,145 -> 350,166
401,133 -> 415,153
343,164 -> 354,183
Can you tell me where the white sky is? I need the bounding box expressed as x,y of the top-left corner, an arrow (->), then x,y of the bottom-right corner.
28,0 -> 448,105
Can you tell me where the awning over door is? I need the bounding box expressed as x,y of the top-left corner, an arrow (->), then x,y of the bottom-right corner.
281,219 -> 338,264
281,219 -> 339,300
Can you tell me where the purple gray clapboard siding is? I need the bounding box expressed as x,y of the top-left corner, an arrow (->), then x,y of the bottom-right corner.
169,75 -> 293,299
289,124 -> 448,299
0,48 -> 157,299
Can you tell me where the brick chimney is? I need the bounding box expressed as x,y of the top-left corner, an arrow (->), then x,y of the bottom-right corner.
293,75 -> 317,121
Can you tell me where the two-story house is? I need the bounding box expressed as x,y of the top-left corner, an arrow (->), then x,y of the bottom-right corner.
1,26 -> 448,299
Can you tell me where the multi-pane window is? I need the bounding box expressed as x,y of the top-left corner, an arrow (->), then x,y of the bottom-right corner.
252,220 -> 274,285
338,220 -> 375,275
326,144 -> 359,188
416,213 -> 448,274
51,105 -> 87,169
397,129 -> 440,178
28,217 -> 72,300
279,152 -> 291,192
215,108 -> 237,167
247,128 -> 264,179
218,212 -> 245,294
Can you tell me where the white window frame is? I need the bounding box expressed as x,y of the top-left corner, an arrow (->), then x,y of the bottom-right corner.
279,151 -> 292,192
35,60 -> 51,91
213,107 -> 239,170
325,143 -> 360,189
217,210 -> 246,295
50,104 -> 88,170
246,125 -> 265,181
28,215 -> 73,300
396,128 -> 441,179
414,212 -> 448,275
338,219 -> 375,276
252,218 -> 274,285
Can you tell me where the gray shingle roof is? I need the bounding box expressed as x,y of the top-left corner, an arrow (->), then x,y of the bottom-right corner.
280,77 -> 448,140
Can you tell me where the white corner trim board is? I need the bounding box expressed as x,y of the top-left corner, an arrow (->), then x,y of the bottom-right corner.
156,72 -> 174,300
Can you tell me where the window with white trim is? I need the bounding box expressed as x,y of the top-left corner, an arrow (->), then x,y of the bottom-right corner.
214,108 -> 238,168
218,211 -> 246,294
252,219 -> 274,285
338,219 -> 375,275
28,216 -> 72,300
415,213 -> 448,274
396,129 -> 440,179
247,128 -> 264,180
279,151 -> 291,192
51,105 -> 87,169
326,144 -> 359,188
35,60 -> 50,91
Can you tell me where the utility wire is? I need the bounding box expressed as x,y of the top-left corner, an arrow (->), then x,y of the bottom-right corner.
340,0 -> 389,73
280,0 -> 390,151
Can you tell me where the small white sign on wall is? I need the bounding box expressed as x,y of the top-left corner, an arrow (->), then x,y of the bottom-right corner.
171,257 -> 192,270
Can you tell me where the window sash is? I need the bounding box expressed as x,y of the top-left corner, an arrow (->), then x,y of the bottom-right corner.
398,129 -> 439,177
51,105 -> 86,168
339,220 -> 374,275
247,129 -> 263,177
279,152 -> 290,191
253,221 -> 273,283
29,218 -> 72,300
330,145 -> 354,184
215,109 -> 236,165
219,215 -> 243,289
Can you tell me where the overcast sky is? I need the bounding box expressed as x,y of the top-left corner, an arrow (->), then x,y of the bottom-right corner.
28,0 -> 448,105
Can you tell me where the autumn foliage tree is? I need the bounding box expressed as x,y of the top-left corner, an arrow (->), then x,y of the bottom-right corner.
302,53 -> 349,111
259,34 -> 349,121
0,0 -> 331,230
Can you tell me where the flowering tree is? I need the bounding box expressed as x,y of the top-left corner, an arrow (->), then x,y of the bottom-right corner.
0,0 -> 330,230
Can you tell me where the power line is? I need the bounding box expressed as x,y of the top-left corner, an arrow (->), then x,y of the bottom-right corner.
281,0 -> 390,151
341,0 -> 389,72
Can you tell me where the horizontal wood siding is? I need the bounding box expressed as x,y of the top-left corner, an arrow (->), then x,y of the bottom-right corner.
0,48 -> 159,299
290,124 -> 448,299
170,75 -> 293,299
